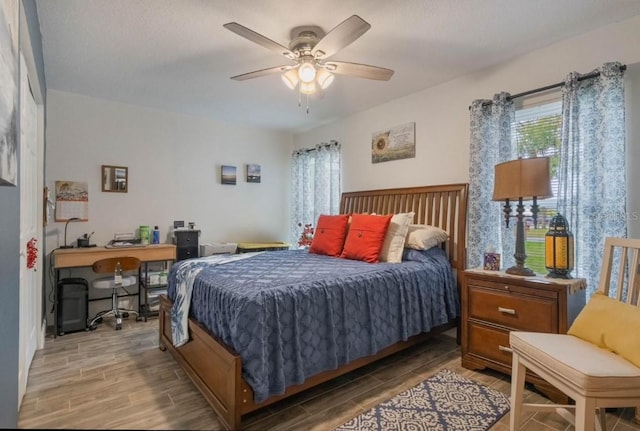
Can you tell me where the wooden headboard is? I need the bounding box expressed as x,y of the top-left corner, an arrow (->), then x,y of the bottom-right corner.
340,183 -> 468,271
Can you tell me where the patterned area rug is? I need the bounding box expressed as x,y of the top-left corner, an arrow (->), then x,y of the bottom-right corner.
333,369 -> 510,431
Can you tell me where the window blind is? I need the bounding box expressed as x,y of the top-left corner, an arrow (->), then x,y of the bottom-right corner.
512,98 -> 561,274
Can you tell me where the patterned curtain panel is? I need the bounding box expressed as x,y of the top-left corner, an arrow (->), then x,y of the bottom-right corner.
468,93 -> 516,269
290,143 -> 341,245
557,62 -> 627,298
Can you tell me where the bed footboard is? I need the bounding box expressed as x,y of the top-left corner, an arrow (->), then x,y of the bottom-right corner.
159,295 -> 456,430
159,295 -> 246,430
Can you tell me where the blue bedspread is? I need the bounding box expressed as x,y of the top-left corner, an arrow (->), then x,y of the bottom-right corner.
167,248 -> 458,403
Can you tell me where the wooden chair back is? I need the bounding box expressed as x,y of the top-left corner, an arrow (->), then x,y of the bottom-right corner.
92,256 -> 141,274
598,237 -> 640,306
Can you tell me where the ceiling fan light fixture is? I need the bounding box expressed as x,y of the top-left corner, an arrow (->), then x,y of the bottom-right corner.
300,81 -> 316,95
281,69 -> 299,90
298,62 -> 316,83
316,68 -> 334,89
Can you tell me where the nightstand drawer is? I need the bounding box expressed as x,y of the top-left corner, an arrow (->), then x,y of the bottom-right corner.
468,285 -> 558,332
175,231 -> 199,246
467,322 -> 512,366
177,246 -> 198,261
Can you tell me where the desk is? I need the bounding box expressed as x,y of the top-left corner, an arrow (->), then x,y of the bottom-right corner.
52,244 -> 176,336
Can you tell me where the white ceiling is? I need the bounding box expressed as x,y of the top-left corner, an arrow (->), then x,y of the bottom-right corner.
35,0 -> 640,133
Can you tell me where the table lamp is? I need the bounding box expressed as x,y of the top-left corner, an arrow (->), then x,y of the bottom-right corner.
60,217 -> 81,249
493,157 -> 552,276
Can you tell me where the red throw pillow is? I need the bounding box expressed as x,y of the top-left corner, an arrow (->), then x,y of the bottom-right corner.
309,214 -> 350,257
341,213 -> 392,263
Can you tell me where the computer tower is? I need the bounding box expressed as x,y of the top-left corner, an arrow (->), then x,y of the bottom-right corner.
57,277 -> 88,336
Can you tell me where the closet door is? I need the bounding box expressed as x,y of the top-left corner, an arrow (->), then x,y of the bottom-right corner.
18,52 -> 39,405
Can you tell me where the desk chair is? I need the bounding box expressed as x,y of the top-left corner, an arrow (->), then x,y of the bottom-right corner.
88,256 -> 140,331
509,237 -> 640,430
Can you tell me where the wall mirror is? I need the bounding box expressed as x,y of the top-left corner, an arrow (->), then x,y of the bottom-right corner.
101,165 -> 128,193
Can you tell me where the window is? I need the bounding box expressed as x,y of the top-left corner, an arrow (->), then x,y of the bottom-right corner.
290,143 -> 341,246
512,95 -> 561,274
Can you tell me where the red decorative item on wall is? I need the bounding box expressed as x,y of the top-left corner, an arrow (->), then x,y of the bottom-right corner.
27,237 -> 38,270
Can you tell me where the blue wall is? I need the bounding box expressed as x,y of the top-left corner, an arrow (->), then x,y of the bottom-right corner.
0,187 -> 20,428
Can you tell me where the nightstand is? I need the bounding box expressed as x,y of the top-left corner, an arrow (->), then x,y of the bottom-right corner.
461,269 -> 586,402
173,229 -> 200,261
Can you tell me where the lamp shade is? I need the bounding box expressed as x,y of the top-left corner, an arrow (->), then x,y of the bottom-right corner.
493,157 -> 552,201
281,69 -> 299,90
316,68 -> 334,89
300,81 -> 316,95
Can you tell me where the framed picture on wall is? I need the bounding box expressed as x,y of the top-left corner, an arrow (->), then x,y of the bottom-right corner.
221,165 -> 237,185
371,122 -> 416,164
246,164 -> 261,183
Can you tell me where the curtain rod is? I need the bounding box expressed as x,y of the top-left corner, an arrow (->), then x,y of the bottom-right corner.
300,140 -> 339,153
472,64 -> 627,109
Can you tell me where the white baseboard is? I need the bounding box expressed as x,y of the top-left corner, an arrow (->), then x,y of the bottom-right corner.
38,318 -> 47,349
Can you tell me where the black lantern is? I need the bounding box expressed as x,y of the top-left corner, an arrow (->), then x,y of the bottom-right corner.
545,214 -> 574,278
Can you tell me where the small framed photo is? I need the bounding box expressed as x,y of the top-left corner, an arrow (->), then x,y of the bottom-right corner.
246,164 -> 261,183
484,252 -> 501,271
221,165 -> 236,185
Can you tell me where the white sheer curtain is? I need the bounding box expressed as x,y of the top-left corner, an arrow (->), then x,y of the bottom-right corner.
557,62 -> 627,298
467,93 -> 516,268
290,142 -> 341,246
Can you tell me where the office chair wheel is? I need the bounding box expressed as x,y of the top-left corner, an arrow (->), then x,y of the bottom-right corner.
116,323 -> 122,330
89,324 -> 97,331
122,312 -> 129,318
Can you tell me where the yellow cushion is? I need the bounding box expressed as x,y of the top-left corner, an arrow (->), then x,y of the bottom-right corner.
568,291 -> 640,367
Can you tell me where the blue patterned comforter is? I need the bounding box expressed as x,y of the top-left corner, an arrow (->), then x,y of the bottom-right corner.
167,248 -> 458,403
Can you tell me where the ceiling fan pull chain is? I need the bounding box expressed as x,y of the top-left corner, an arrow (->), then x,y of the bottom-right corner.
306,93 -> 310,115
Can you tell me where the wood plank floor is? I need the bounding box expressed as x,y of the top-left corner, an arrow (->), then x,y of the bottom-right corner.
18,318 -> 640,430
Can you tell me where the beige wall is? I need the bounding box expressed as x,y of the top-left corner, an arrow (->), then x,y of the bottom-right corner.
293,15 -> 640,200
44,90 -> 292,249
43,90 -> 293,322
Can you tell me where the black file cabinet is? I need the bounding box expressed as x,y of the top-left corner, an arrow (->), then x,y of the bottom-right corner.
56,277 -> 88,335
174,229 -> 200,261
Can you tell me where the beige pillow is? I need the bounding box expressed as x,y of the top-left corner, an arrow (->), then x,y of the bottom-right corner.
405,224 -> 449,250
379,212 -> 414,263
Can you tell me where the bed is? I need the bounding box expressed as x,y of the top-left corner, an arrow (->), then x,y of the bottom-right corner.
158,183 -> 468,430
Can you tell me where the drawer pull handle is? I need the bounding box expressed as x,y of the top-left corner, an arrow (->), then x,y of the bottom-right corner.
498,306 -> 516,315
499,345 -> 513,353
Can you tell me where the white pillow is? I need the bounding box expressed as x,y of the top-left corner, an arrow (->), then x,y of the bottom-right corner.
379,212 -> 414,263
405,224 -> 449,250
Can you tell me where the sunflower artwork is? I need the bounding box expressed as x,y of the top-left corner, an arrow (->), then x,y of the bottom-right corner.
371,122 -> 416,164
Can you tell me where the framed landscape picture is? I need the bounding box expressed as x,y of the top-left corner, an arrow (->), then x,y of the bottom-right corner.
246,163 -> 261,183
221,165 -> 236,185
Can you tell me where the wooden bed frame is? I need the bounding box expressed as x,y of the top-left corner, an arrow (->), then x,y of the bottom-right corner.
158,183 -> 468,430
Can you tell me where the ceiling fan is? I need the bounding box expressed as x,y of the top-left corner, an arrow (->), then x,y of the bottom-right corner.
223,15 -> 394,110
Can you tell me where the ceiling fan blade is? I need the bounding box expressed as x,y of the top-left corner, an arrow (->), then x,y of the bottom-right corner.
224,22 -> 296,60
312,15 -> 371,59
324,61 -> 394,81
230,65 -> 292,81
